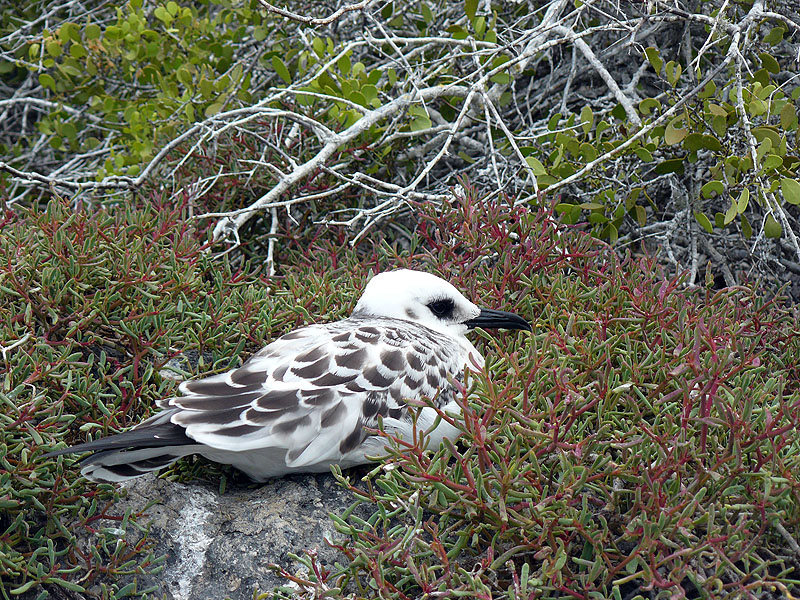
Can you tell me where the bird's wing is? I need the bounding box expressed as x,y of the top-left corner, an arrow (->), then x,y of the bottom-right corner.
166,318 -> 467,467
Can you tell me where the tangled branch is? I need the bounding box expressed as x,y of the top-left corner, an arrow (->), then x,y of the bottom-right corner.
1,0 -> 799,290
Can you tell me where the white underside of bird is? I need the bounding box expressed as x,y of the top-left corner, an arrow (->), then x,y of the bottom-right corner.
47,269 -> 530,482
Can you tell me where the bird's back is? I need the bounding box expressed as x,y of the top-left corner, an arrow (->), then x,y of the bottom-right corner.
169,317 -> 474,469
74,316 -> 476,482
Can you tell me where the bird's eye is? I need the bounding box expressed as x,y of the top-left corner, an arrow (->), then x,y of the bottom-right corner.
427,298 -> 454,319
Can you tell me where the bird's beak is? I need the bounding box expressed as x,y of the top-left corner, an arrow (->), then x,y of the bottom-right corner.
465,308 -> 532,332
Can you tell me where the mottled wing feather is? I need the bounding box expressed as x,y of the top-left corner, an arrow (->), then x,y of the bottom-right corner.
164,317 -> 468,467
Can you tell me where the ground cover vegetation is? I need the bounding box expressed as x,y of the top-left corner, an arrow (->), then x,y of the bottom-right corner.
1,191 -> 799,599
1,0 -> 799,598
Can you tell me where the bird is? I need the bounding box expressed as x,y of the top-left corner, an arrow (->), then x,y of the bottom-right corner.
45,269 -> 531,483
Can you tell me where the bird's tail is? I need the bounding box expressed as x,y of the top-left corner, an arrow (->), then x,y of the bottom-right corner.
77,444 -> 198,482
44,411 -> 199,483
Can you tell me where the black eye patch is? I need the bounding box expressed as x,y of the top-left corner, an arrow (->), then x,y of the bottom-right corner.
427,298 -> 455,319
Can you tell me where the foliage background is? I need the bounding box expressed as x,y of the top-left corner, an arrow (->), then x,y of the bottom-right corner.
2,0 -> 799,292
1,0 -> 800,598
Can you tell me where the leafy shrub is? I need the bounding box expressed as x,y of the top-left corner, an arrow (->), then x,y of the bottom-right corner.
551,42 -> 800,246
5,0 -> 799,275
10,0 -> 260,176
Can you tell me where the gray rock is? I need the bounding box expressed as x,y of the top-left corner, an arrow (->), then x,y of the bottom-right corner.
83,471 -> 369,599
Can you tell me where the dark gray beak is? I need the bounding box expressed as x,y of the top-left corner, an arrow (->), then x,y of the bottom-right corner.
465,308 -> 532,332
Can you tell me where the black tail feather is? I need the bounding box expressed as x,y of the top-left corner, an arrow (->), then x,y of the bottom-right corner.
44,422 -> 194,458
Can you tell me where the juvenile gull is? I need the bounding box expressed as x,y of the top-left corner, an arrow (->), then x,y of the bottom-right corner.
47,269 -> 530,482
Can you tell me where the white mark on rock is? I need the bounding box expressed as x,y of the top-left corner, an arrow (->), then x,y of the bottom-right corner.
171,486 -> 216,600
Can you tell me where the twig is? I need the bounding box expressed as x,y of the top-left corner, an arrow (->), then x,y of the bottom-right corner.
265,207 -> 279,277
256,0 -> 372,26
552,24 -> 641,127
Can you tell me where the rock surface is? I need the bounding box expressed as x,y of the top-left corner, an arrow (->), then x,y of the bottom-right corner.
82,471 -> 368,599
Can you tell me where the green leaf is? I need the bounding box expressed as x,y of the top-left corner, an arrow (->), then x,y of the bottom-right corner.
764,213 -> 782,238
633,147 -> 653,162
272,56 -> 291,84
349,91 -> 366,107
337,53 -> 351,76
447,24 -> 468,40
525,156 -> 546,175
465,0 -> 478,21
639,98 -> 660,115
51,578 -> 86,593
780,178 -> 800,205
737,188 -> 749,213
580,105 -> 594,135
490,72 -> 511,84
205,102 -> 224,117
199,78 -> 214,99
10,580 -> 38,594
699,81 -> 716,99
594,121 -> 612,140
634,205 -> 646,226
59,23 -> 79,43
748,98 -> 767,117
69,43 -> 87,59
711,115 -> 727,138
724,202 -> 738,225
644,47 -> 662,74
39,73 -> 56,91
361,84 -> 377,104
177,67 -> 192,87
664,117 -> 687,145
752,126 -> 781,148
704,99 -> 726,116
684,133 -> 722,152
701,180 -> 724,198
763,26 -> 785,45
763,155 -> 783,171
580,142 -> 597,162
780,103 -> 798,129
457,151 -> 476,164
473,16 -> 486,37
654,158 -> 685,175
665,61 -> 682,87
741,213 -> 752,238
85,24 -> 101,40
58,62 -> 82,78
694,211 -> 713,233
555,203 -> 581,225
421,3 -> 433,23
602,222 -> 619,243
312,37 -> 325,58
759,52 -> 780,74
154,6 -> 172,24
409,106 -> 431,131
46,41 -> 62,57
61,122 -> 77,141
